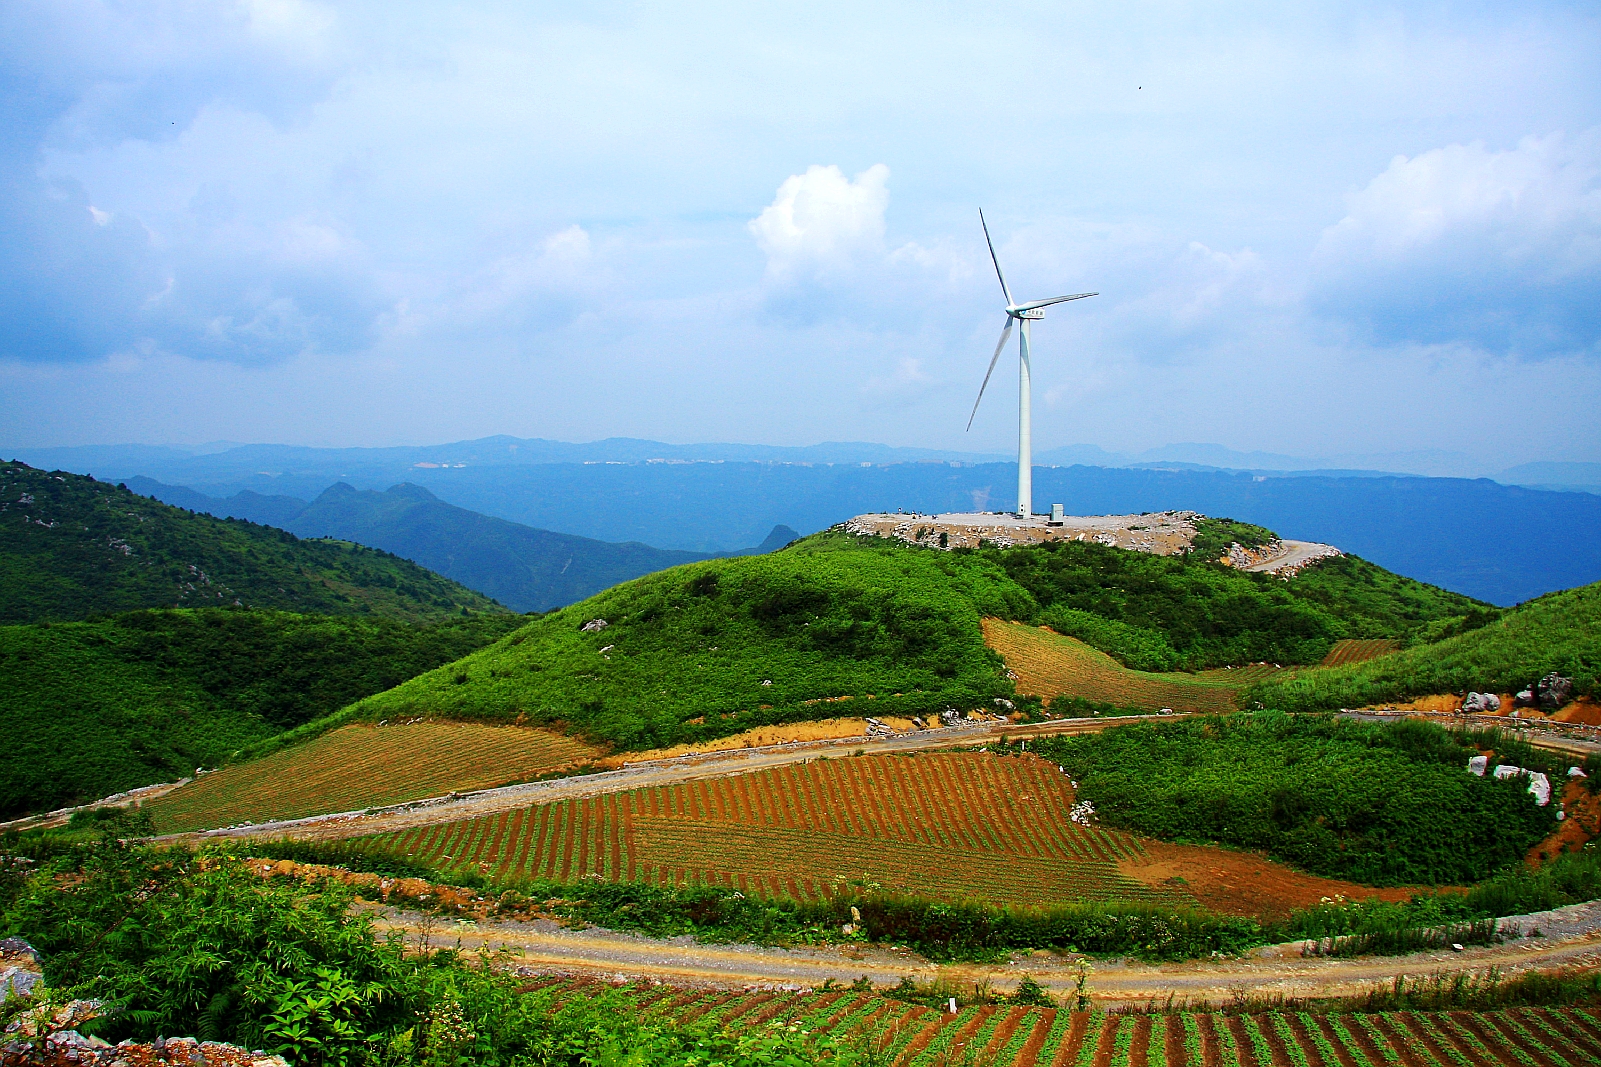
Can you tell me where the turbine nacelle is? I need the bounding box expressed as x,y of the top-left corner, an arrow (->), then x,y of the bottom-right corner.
1010,307 -> 1046,319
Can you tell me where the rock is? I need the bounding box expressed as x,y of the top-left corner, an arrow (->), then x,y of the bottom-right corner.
1528,773 -> 1552,806
1462,692 -> 1501,713
1467,755 -> 1488,776
580,618 -> 609,633
1493,764 -> 1522,780
1538,673 -> 1575,710
1451,943 -> 1465,952
1515,687 -> 1538,708
0,967 -> 40,997
1570,766 -> 1588,778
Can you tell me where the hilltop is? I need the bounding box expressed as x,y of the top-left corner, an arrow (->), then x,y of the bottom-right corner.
306,523 -> 1486,753
0,462 -> 505,623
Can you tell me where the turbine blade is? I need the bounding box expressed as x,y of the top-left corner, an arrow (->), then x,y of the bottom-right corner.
1010,292 -> 1099,313
966,318 -> 1014,431
979,209 -> 1014,307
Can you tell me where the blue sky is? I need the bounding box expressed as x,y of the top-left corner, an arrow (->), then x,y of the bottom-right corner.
1,1 -> 1598,468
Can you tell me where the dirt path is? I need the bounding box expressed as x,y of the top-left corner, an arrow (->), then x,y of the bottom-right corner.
1238,540 -> 1342,576
373,899 -> 1601,1007
163,714 -> 1178,845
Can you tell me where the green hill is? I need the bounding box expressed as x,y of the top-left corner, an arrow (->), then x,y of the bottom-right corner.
298,528 -> 1489,754
1243,581 -> 1601,712
0,461 -> 505,624
0,609 -> 525,818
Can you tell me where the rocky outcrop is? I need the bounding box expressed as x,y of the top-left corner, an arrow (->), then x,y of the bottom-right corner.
1462,692 -> 1502,714
1539,673 -> 1575,710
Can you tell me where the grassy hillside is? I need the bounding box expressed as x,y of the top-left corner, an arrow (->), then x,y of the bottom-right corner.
276,530 -> 1485,756
0,609 -> 525,817
988,536 -> 1491,671
0,462 -> 505,623
334,532 -> 1030,749
1244,581 -> 1601,712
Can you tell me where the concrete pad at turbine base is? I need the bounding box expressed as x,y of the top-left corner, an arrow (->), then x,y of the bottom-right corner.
843,510 -> 1202,554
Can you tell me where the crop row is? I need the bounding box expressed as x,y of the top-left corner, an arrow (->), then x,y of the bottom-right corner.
148,722 -> 597,833
530,980 -> 1601,1066
1322,639 -> 1401,668
362,752 -> 1170,905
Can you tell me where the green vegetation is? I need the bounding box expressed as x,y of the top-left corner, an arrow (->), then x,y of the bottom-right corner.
0,609 -> 525,817
0,833 -> 867,1065
0,462 -> 505,624
1031,713 -> 1556,885
990,537 -> 1490,671
1245,581 -> 1601,711
348,532 -> 1029,749
321,531 -> 1487,752
1188,516 -> 1276,561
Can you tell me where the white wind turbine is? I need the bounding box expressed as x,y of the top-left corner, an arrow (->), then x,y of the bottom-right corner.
966,210 -> 1097,518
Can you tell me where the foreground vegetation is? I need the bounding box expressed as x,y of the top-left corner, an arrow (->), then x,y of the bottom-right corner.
1033,712 -> 1557,885
1245,580 -> 1601,712
0,462 -> 505,624
0,610 -> 525,818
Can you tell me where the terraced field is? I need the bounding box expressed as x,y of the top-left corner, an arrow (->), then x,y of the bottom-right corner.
358,751 -> 1183,906
1322,639 -> 1401,667
983,620 -> 1288,714
146,722 -> 600,833
535,978 -> 1601,1065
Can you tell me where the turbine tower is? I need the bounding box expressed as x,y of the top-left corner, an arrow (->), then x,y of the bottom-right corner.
966,210 -> 1097,518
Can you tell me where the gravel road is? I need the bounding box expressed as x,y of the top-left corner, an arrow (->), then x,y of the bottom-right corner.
373,899 -> 1601,1007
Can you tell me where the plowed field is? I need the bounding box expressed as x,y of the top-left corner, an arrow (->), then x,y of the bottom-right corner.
1321,639 -> 1400,667
536,977 -> 1601,1066
146,722 -> 600,833
982,620 -> 1287,714
358,751 -> 1188,906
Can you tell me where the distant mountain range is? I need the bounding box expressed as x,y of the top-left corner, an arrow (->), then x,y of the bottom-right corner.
128,477 -> 798,612
17,434 -> 1597,490
13,438 -> 1601,605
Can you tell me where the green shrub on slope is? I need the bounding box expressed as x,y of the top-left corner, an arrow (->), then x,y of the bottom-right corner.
990,539 -> 1487,670
0,609 -> 525,817
1243,581 -> 1601,712
0,462 -> 505,623
1034,712 -> 1555,885
352,532 -> 1029,750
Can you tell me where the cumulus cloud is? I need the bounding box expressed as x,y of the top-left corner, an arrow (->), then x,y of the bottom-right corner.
1311,130 -> 1601,355
748,164 -> 889,278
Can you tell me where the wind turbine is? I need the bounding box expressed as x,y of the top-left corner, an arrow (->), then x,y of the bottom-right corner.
966,210 -> 1096,518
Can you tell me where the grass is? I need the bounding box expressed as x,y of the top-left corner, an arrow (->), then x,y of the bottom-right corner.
1032,712 -> 1557,886
1322,639 -> 1401,667
1245,581 -> 1601,712
0,609 -> 526,818
980,619 -> 1277,713
0,461 -> 506,624
344,532 -> 1029,750
143,721 -> 600,833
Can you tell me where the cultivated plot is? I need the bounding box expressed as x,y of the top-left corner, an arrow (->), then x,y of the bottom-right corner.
359,751 -> 1186,906
147,722 -> 599,833
982,619 -> 1286,713
534,978 -> 1601,1067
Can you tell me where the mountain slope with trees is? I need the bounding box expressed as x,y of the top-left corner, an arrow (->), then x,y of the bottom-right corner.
0,462 -> 504,623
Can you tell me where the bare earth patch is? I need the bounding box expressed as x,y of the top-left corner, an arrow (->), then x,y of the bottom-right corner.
1117,841 -> 1422,922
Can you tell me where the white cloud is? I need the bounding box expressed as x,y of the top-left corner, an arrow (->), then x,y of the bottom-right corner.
748,164 -> 889,278
1311,130 -> 1601,354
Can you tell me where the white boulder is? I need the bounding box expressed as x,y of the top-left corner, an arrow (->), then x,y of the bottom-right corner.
1528,773 -> 1552,806
1467,755 -> 1488,776
1493,764 -> 1522,779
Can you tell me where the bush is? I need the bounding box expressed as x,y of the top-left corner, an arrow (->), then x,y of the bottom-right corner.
1034,712 -> 1556,885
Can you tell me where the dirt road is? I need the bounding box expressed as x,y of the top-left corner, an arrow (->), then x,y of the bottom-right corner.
1238,539 -> 1342,576
166,714 -> 1176,845
374,899 -> 1601,1007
